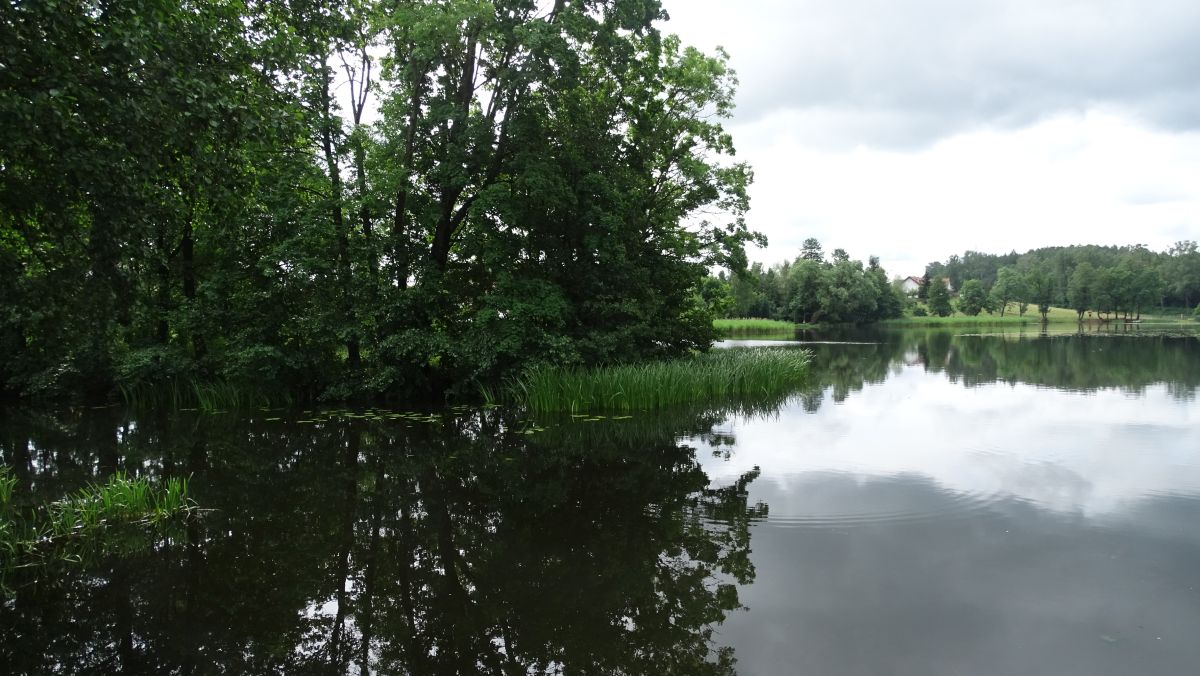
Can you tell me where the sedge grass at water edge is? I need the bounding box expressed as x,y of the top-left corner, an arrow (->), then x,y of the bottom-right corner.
1,468 -> 193,588
714,318 -> 801,333
512,347 -> 812,413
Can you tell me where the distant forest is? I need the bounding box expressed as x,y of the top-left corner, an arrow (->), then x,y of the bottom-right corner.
712,240 -> 1200,322
924,242 -> 1200,319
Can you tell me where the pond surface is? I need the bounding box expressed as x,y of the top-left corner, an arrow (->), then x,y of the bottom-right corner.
3,327 -> 1200,674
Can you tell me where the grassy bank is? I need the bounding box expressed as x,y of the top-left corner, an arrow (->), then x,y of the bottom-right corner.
883,314 -> 1043,326
885,303 -> 1084,326
714,318 -> 803,333
510,348 -> 812,413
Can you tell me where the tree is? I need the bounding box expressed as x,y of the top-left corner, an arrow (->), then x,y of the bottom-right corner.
867,259 -> 904,320
1164,241 -> 1200,309
956,280 -> 987,316
927,278 -> 953,317
1067,262 -> 1095,320
1,0 -> 763,400
800,238 -> 824,262
1026,270 -> 1055,321
785,259 -> 826,323
1130,264 -> 1164,320
989,266 -> 1026,317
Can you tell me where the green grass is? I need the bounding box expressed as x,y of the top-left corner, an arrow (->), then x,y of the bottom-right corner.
895,303 -> 1200,326
40,472 -> 191,538
510,347 -> 812,413
1,467 -> 193,584
120,378 -> 292,412
884,314 -> 1040,326
714,318 -> 802,333
886,303 -> 1083,326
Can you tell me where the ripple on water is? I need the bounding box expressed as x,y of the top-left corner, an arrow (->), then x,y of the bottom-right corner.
702,470 -> 1011,531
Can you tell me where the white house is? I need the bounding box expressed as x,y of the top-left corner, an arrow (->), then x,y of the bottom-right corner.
900,276 -> 954,295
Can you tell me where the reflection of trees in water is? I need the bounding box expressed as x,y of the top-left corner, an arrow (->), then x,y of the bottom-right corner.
933,333 -> 1200,399
0,407 -> 761,674
795,329 -> 1200,405
795,336 -> 902,410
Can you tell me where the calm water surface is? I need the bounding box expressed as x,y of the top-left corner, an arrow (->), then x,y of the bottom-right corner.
3,327 -> 1199,674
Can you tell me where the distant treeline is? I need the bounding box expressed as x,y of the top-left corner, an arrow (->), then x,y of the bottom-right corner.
926,242 -> 1200,319
703,239 -> 904,324
712,240 -> 1200,324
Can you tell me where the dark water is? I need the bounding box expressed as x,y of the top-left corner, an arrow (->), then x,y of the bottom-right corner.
3,328 -> 1200,674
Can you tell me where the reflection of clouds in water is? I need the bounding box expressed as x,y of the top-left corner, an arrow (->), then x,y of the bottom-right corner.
715,474 -> 1200,676
694,365 -> 1200,519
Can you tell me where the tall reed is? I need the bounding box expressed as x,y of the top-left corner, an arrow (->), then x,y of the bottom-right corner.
512,348 -> 812,413
714,318 -> 799,333
120,378 -> 292,412
1,467 -> 192,582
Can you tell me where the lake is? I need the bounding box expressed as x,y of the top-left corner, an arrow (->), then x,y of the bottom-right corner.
3,326 -> 1199,674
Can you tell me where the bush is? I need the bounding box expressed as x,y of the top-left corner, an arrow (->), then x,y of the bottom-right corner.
912,306 -> 928,317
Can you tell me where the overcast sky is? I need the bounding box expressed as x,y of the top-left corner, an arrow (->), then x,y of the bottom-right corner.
659,0 -> 1200,277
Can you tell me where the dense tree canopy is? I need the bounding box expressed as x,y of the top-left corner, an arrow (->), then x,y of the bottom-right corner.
709,241 -> 904,324
0,0 -> 759,400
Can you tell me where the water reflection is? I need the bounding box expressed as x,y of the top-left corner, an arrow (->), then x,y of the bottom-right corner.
716,474 -> 1200,676
700,328 -> 1200,675
0,407 -> 765,674
797,327 -> 1200,401
4,328 -> 1200,675
704,328 -> 1200,521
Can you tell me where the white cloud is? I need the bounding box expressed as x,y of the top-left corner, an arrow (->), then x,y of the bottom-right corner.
733,110 -> 1200,274
659,0 -> 1200,274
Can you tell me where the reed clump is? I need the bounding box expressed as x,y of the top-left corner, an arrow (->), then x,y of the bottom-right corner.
512,348 -> 812,413
714,318 -> 799,333
120,378 -> 292,412
1,467 -> 193,581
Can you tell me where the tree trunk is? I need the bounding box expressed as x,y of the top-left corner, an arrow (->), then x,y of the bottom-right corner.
181,218 -> 206,360
156,226 -> 170,344
319,59 -> 360,371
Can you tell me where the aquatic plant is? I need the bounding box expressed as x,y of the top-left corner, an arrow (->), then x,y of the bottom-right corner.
512,348 -> 812,413
120,378 -> 292,412
714,318 -> 799,333
1,467 -> 193,587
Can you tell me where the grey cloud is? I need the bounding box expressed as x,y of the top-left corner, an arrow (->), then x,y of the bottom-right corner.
667,0 -> 1200,147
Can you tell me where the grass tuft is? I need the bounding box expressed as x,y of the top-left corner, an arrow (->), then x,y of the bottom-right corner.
714,318 -> 800,334
1,467 -> 193,587
511,348 -> 812,413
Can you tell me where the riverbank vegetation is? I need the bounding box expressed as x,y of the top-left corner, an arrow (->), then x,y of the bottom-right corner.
714,318 -> 801,333
0,1 -> 758,403
510,348 -> 811,413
